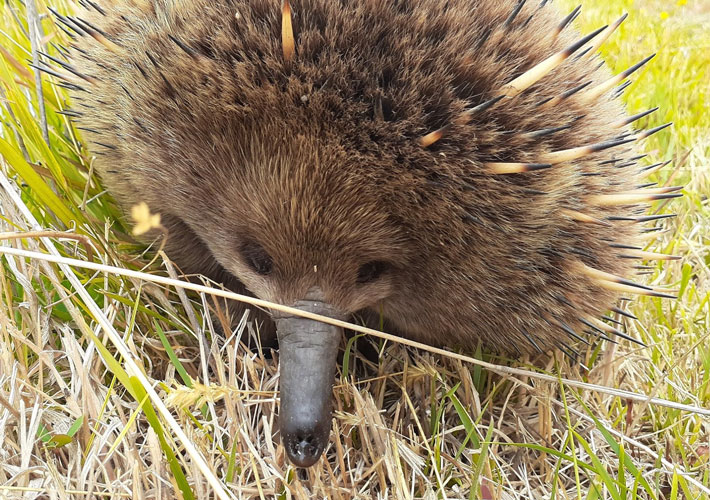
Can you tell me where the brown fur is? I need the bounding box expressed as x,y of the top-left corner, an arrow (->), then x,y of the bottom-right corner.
69,0 -> 647,353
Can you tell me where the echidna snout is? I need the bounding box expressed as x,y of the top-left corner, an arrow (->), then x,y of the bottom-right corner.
273,289 -> 345,467
59,0 -> 680,467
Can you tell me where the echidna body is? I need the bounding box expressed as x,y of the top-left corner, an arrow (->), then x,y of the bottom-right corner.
58,0 -> 676,466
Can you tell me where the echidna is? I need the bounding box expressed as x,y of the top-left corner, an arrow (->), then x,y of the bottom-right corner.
47,0 -> 679,467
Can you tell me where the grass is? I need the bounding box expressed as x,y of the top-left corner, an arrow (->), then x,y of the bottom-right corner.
0,0 -> 708,498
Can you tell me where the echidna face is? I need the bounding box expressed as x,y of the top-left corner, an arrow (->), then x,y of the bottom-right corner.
210,223 -> 402,317
175,144 -> 412,467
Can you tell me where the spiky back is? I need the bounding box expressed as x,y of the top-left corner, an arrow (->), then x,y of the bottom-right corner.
59,0 -> 677,354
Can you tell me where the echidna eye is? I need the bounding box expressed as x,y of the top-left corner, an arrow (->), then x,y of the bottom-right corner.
241,241 -> 273,275
356,261 -> 389,284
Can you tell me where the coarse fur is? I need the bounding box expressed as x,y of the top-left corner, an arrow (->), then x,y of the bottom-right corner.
66,0 -> 655,354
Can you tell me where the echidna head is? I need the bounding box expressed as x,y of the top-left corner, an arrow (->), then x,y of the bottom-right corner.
175,126 -> 412,466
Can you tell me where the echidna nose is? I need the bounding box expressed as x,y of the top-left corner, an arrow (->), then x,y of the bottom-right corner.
274,294 -> 345,468
282,421 -> 329,467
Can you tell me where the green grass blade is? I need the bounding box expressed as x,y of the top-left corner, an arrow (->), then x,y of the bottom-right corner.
0,136 -> 77,226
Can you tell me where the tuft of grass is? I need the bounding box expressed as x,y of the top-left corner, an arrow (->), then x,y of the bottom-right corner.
0,0 -> 708,498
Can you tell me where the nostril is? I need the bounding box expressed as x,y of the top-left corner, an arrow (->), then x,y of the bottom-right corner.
296,433 -> 314,445
285,429 -> 324,467
291,434 -> 317,455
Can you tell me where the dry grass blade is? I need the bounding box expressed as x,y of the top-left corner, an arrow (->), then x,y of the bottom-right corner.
1,244 -> 707,419
25,0 -> 49,145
